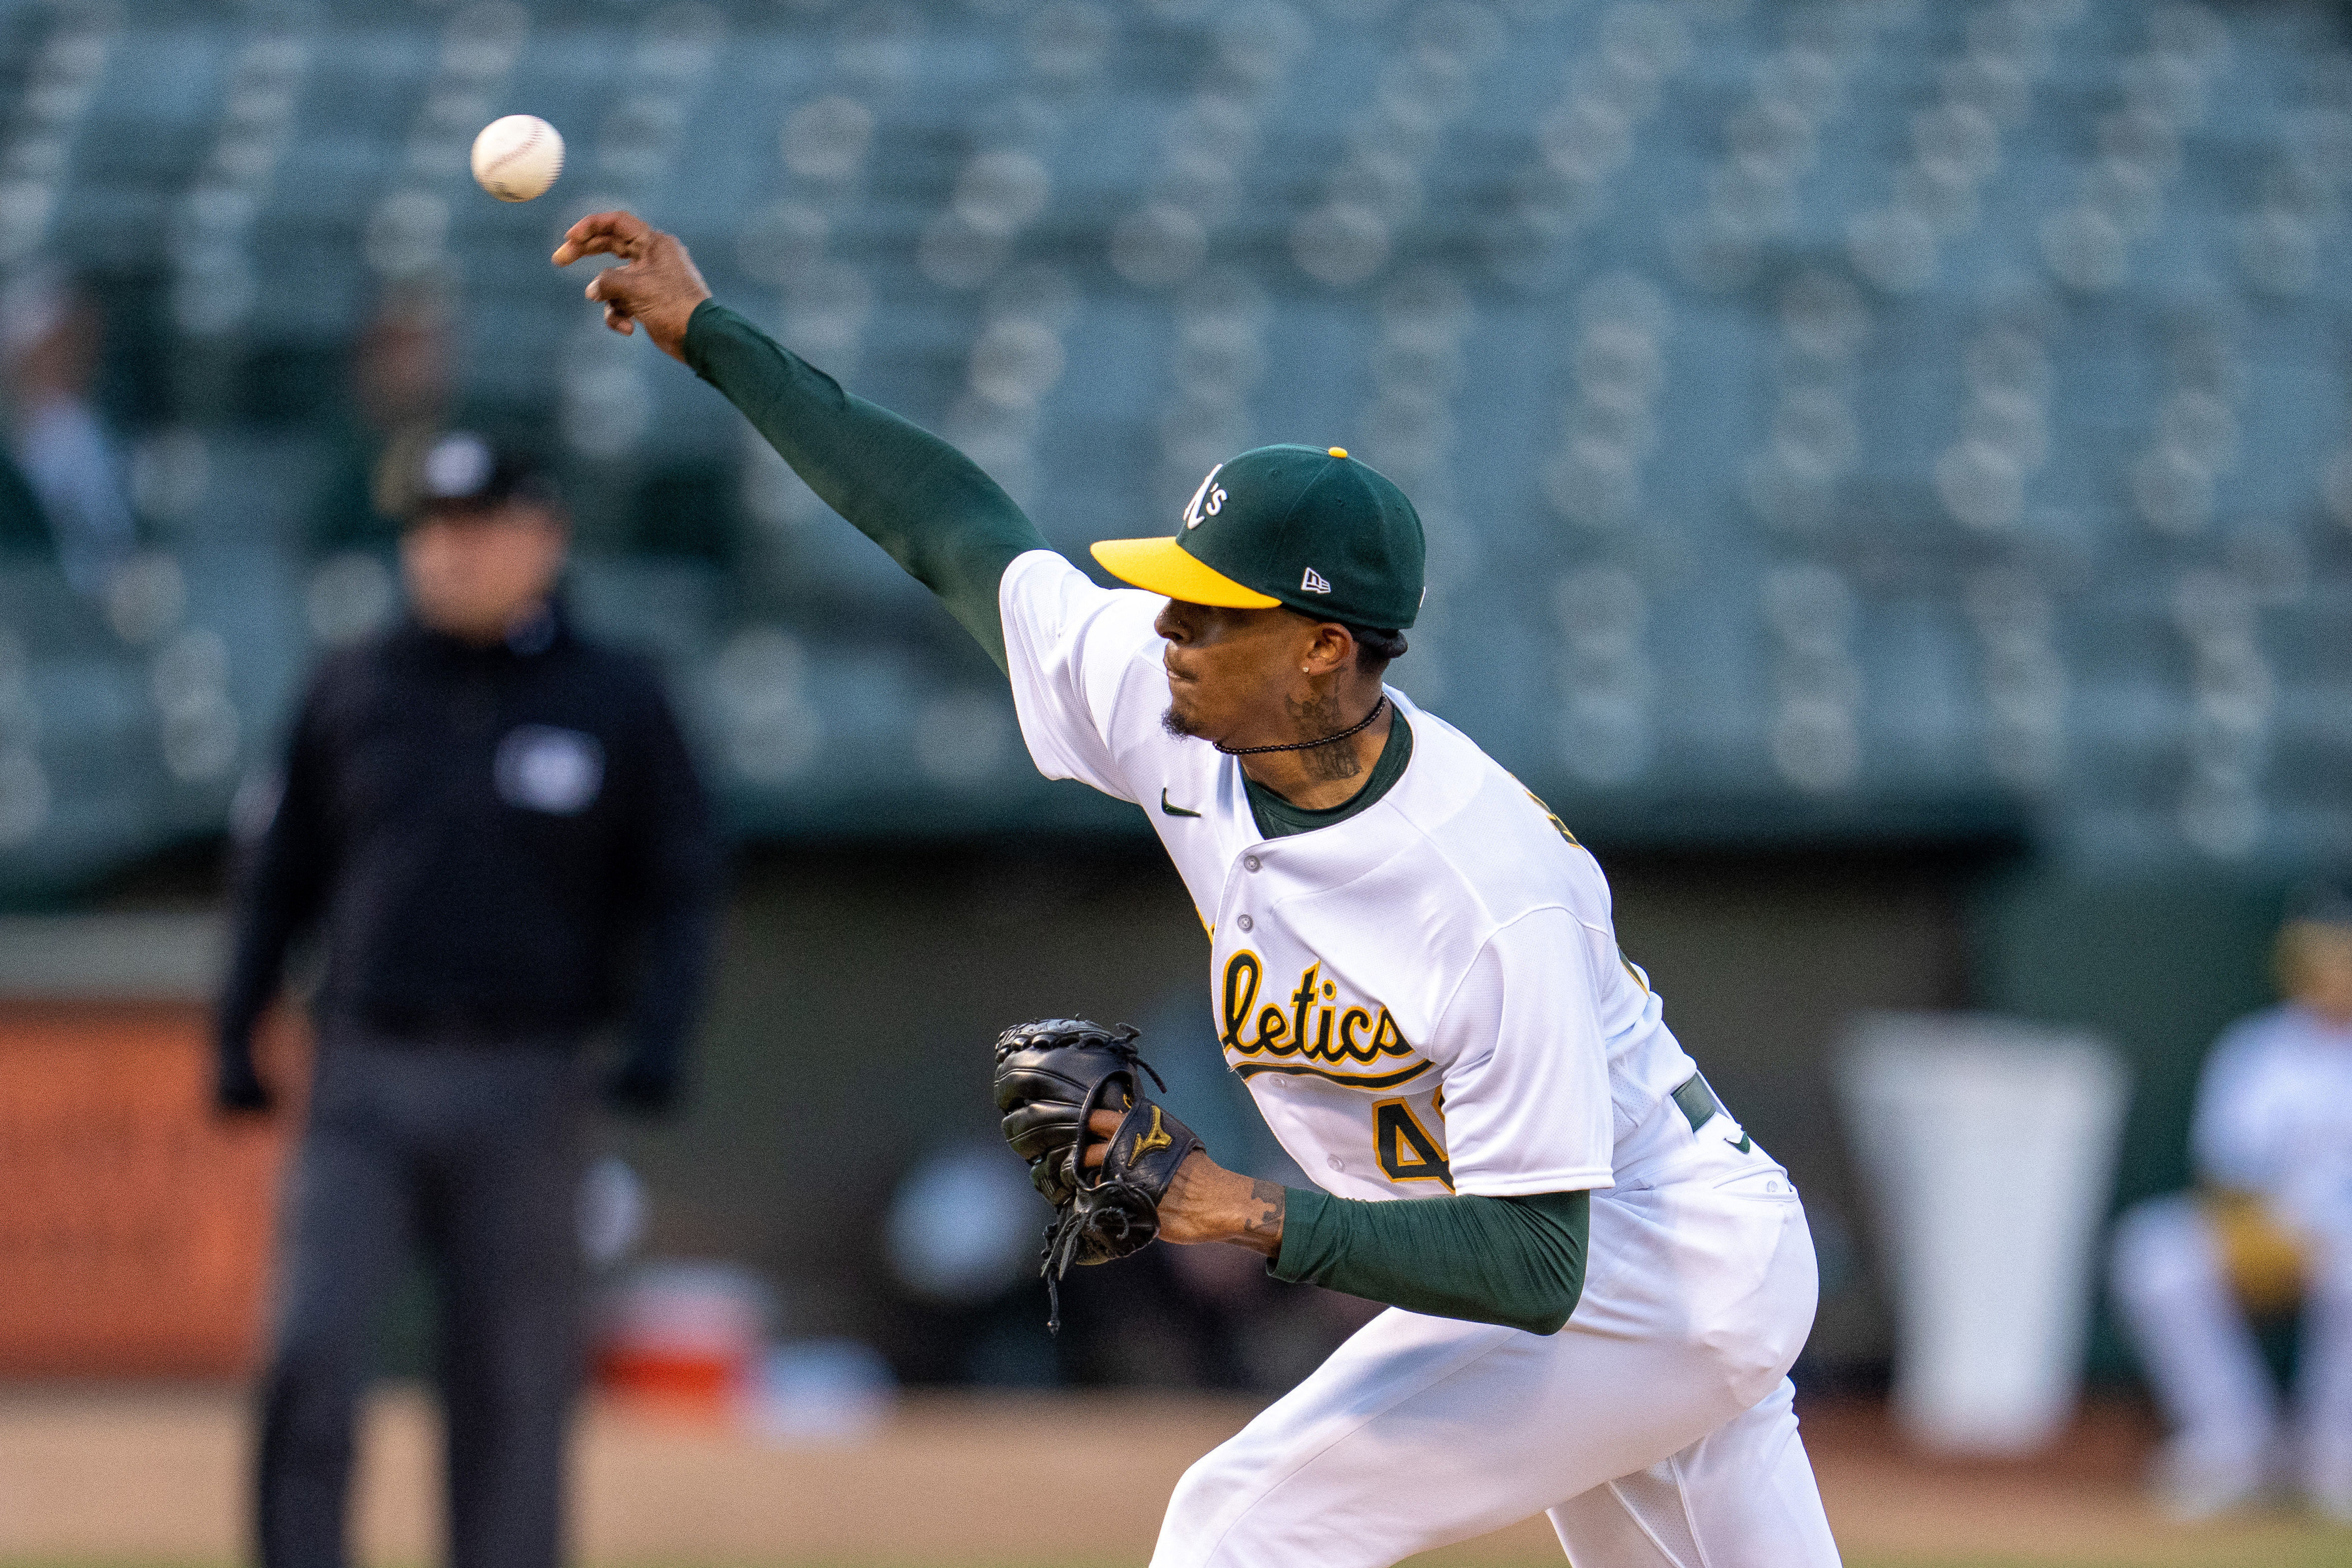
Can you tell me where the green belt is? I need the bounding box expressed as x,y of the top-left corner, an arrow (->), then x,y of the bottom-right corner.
1671,1071 -> 1726,1134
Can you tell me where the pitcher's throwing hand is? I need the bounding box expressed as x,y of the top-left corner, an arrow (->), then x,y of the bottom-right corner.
552,210 -> 710,361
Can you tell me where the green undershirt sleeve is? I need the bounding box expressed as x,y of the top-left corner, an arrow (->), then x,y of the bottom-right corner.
682,299 -> 1051,672
1270,1187 -> 1591,1335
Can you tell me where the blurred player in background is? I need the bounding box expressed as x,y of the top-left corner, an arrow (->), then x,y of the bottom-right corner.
214,433 -> 719,1568
2112,880 -> 2352,1521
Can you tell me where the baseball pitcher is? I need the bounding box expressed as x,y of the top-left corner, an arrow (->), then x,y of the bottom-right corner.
557,211 -> 1839,1568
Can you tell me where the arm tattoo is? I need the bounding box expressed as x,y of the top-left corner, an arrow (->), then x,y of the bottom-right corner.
1245,1179 -> 1285,1247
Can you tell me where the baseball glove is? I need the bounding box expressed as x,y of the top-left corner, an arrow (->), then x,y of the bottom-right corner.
992,1018 -> 1204,1332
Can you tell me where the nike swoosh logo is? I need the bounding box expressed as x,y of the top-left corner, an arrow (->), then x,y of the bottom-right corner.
1726,1133 -> 1753,1153
1160,789 -> 1201,818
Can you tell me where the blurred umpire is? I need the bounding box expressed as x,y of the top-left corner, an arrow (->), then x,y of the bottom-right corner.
214,432 -> 719,1568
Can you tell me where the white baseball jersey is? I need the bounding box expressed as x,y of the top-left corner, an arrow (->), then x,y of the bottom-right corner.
2193,1002 -> 2352,1240
999,549 -> 1707,1204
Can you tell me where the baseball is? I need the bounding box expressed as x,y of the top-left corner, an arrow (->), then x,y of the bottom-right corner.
471,114 -> 564,203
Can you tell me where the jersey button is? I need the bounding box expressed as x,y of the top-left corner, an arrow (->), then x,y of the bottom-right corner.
1243,855 -> 1262,872
1326,1155 -> 1345,1171
1235,913 -> 1254,931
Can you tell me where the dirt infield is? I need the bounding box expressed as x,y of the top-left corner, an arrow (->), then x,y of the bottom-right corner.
0,1386 -> 2344,1567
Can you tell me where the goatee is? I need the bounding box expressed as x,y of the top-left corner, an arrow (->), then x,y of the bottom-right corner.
1161,705 -> 1203,740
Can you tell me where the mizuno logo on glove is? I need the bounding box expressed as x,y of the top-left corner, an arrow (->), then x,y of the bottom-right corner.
1132,1106 -> 1173,1159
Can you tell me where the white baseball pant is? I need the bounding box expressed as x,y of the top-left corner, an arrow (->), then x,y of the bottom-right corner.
1150,1143 -> 1838,1567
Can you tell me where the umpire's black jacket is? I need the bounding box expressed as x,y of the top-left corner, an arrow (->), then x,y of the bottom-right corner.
216,600 -> 717,1105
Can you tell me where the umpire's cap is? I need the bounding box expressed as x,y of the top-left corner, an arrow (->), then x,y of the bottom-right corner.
400,431 -> 558,522
1090,445 -> 1425,631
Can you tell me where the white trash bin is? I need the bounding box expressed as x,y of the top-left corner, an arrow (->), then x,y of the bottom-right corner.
1838,1013 -> 2130,1455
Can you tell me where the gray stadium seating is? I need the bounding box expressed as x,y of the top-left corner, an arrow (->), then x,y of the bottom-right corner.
3,0 -> 2350,886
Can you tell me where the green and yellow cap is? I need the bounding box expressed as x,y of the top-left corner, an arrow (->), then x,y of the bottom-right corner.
1091,445 -> 1425,630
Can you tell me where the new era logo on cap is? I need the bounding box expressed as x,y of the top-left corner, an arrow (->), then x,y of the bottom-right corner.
1301,567 -> 1332,594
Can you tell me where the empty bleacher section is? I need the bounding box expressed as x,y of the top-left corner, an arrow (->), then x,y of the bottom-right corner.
1,0 -> 2348,889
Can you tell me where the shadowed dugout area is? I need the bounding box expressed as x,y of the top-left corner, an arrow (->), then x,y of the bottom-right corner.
0,1388 -> 2343,1568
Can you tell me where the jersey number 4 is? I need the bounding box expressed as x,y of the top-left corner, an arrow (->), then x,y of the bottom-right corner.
1373,1099 -> 1453,1188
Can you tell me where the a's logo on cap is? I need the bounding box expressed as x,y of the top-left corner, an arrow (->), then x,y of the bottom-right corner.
1301,567 -> 1332,594
424,433 -> 493,500
1182,464 -> 1226,531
